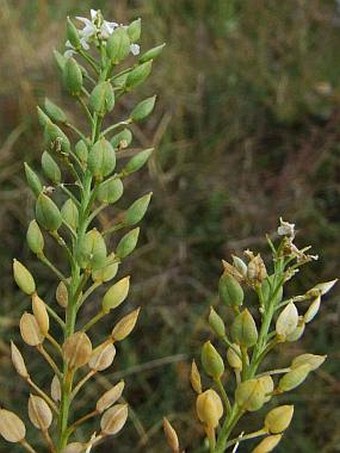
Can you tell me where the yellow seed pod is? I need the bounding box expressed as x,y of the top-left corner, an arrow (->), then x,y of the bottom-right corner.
61,442 -> 86,453
32,293 -> 49,336
10,341 -> 29,379
201,341 -> 225,380
111,308 -> 140,341
264,405 -> 294,434
278,364 -> 311,392
19,312 -> 44,346
0,409 -> 26,443
226,344 -> 242,370
102,276 -> 130,313
291,353 -> 326,371
304,296 -> 321,323
100,404 -> 129,435
276,303 -> 299,341
28,394 -> 53,431
89,343 -> 116,372
163,418 -> 180,453
96,380 -> 125,413
235,379 -> 266,412
50,375 -> 61,402
190,360 -> 202,394
258,375 -> 274,403
252,434 -> 282,453
196,389 -> 223,428
92,253 -> 119,283
56,281 -> 68,308
62,332 -> 92,370
13,259 -> 36,295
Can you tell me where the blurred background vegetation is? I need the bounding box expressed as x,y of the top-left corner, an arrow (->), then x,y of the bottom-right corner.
0,0 -> 339,451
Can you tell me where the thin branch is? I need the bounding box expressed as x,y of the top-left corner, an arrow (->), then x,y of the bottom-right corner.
45,305 -> 65,330
37,344 -> 62,379
26,377 -> 59,414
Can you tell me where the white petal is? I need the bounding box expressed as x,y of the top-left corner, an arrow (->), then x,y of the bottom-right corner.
65,40 -> 74,49
76,17 -> 93,27
90,9 -> 99,21
64,49 -> 76,58
80,37 -> 90,50
80,23 -> 97,39
130,43 -> 140,56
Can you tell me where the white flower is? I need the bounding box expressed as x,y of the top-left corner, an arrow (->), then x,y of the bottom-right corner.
277,218 -> 295,238
76,16 -> 97,40
64,37 -> 89,58
130,43 -> 140,56
100,20 -> 118,39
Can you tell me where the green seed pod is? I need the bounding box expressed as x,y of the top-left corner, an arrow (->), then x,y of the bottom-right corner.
92,253 -> 119,283
226,344 -> 242,370
44,121 -> 70,154
139,43 -> 166,63
291,353 -> 326,371
106,27 -> 131,63
235,379 -> 266,412
24,163 -> 43,197
231,309 -> 258,348
41,151 -> 61,184
127,18 -> 141,42
123,148 -> 153,175
125,192 -> 152,226
196,389 -> 223,429
63,57 -> 83,96
264,405 -> 294,434
53,49 -> 66,73
66,17 -> 81,49
112,72 -> 129,89
259,375 -> 274,403
219,273 -> 244,307
201,341 -> 224,380
37,106 -> 51,128
96,177 -> 123,204
102,276 -> 130,313
304,296 -> 321,323
13,259 -> 36,295
88,139 -> 116,180
208,307 -> 226,338
35,193 -> 62,232
110,128 -> 133,149
116,228 -> 140,259
26,220 -> 44,255
61,199 -> 79,230
278,364 -> 311,392
130,96 -> 156,122
89,81 -> 115,116
76,228 -> 107,270
44,98 -> 67,123
252,434 -> 282,453
126,61 -> 152,89
75,139 -> 88,164
276,302 -> 299,341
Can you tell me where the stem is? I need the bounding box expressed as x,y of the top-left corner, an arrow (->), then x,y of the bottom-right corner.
82,310 -> 106,332
102,119 -> 132,137
78,49 -> 99,74
65,122 -> 87,142
20,440 -> 38,453
71,370 -> 96,400
58,183 -> 80,207
68,410 -> 98,435
215,405 -> 244,453
45,305 -> 65,330
46,333 -> 63,355
38,253 -> 67,284
77,281 -> 101,310
37,345 -> 62,378
225,429 -> 267,449
26,376 -> 59,414
42,429 -> 56,453
215,377 -> 231,414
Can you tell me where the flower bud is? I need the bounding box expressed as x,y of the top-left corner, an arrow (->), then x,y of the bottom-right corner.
291,353 -> 326,371
61,199 -> 79,230
110,128 -> 133,149
51,375 -> 61,402
100,404 -> 128,435
219,273 -> 244,307
63,57 -> 83,96
32,293 -> 49,336
20,313 -> 44,346
139,43 -> 166,63
276,303 -> 299,341
231,309 -> 258,347
123,148 -> 153,175
28,394 -> 53,430
286,317 -> 305,342
106,27 -> 131,63
208,308 -> 226,338
35,193 -> 63,232
190,360 -> 202,394
259,375 -> 274,403
278,364 -> 311,392
116,228 -> 140,259
43,121 -> 70,154
126,61 -> 152,89
88,139 -> 116,180
111,308 -> 140,341
10,341 -> 29,379
201,341 -> 224,380
196,389 -> 223,428
96,380 -> 125,413
44,98 -> 67,123
89,344 -> 116,372
127,18 -> 141,42
247,254 -> 267,284
96,177 -> 123,204
226,344 -> 242,370
56,281 -> 68,308
304,296 -> 321,323
92,253 -> 119,283
66,17 -> 81,49
102,276 -> 131,314
89,82 -> 115,116
63,331 -> 92,370
75,139 -> 88,164
27,220 -> 44,255
235,379 -> 266,412
76,228 -> 107,270
125,192 -> 152,226
41,151 -> 61,184
0,409 -> 26,443
252,434 -> 282,453
13,259 -> 36,295
264,405 -> 294,434
24,163 -> 43,197
163,417 -> 180,453
130,96 -> 156,122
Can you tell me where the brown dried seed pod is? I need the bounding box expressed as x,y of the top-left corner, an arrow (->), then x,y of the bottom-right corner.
96,380 -> 125,413
0,409 -> 26,443
50,375 -> 61,402
10,341 -> 29,378
100,404 -> 128,435
89,343 -> 116,371
63,331 -> 92,370
111,308 -> 140,341
19,312 -> 44,346
32,293 -> 50,335
28,394 -> 53,430
190,360 -> 202,394
163,418 -> 180,452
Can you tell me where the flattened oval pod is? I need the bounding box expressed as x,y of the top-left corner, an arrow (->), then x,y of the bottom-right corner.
111,308 -> 140,341
96,380 -> 125,413
0,409 -> 26,443
13,259 -> 36,295
89,344 -> 116,372
10,341 -> 29,378
20,313 -> 44,346
63,332 -> 92,370
28,394 -> 53,430
100,404 -> 128,435
196,389 -> 223,428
